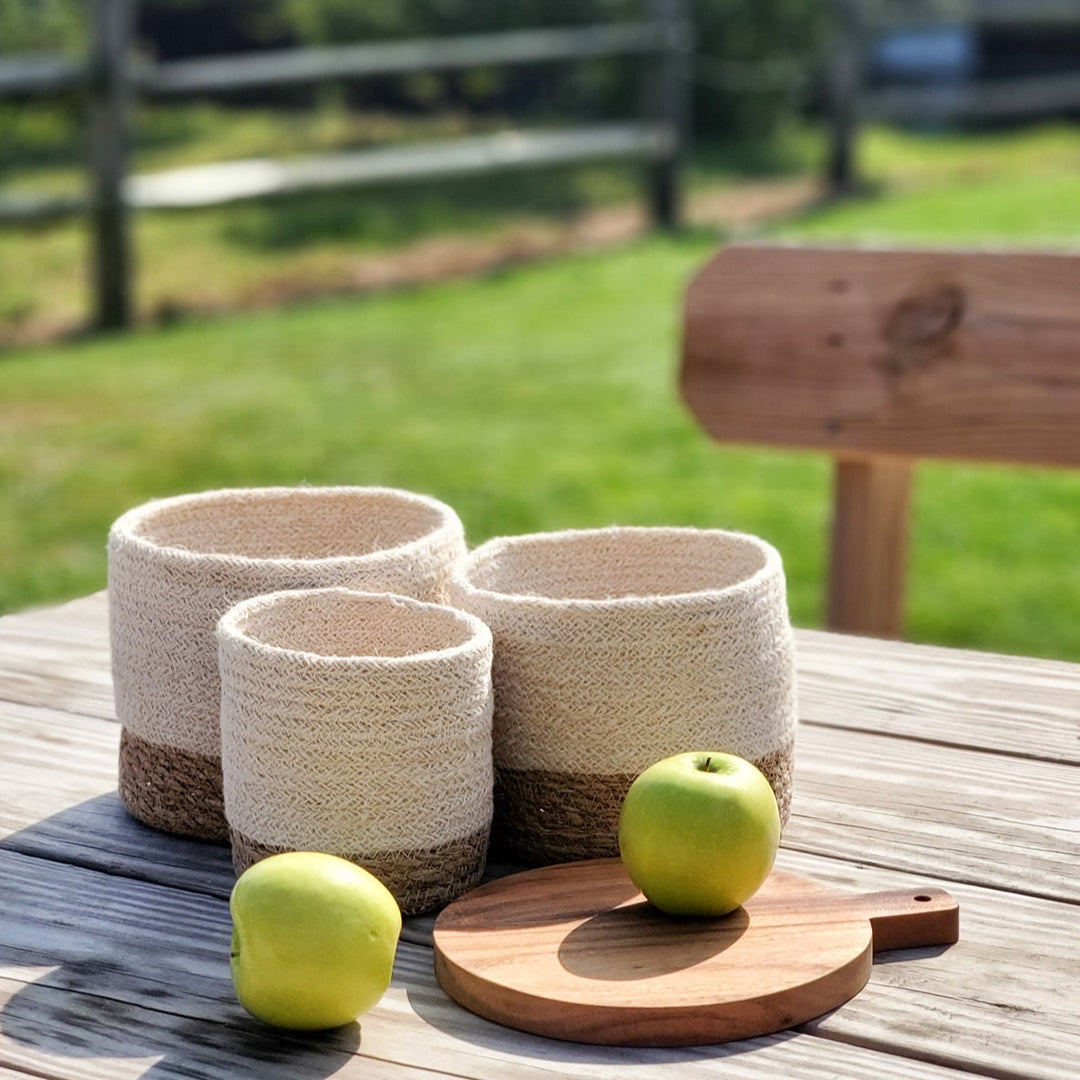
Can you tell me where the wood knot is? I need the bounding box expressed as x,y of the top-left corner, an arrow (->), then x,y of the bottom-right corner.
884,285 -> 965,348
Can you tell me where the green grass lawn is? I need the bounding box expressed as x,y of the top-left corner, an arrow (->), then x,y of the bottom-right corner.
2,119 -> 1080,660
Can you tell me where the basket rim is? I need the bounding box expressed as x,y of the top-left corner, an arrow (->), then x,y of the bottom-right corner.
108,485 -> 462,569
450,525 -> 784,611
217,587 -> 492,668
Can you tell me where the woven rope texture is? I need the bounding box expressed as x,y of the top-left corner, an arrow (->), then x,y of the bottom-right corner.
218,588 -> 494,914
109,486 -> 466,839
447,526 -> 798,865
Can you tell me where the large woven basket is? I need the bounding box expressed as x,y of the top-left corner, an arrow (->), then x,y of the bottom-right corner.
218,588 -> 494,915
109,485 -> 466,840
446,526 -> 797,865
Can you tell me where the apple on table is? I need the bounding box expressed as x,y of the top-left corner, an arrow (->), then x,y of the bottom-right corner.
618,751 -> 781,918
230,851 -> 402,1031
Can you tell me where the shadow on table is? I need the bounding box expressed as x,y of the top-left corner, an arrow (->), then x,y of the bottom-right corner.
0,792 -> 361,1078
873,943 -> 956,965
3,793 -> 811,1074
405,979 -> 803,1067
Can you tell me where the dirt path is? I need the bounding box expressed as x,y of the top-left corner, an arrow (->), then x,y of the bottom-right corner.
240,177 -> 822,310
3,177 -> 822,348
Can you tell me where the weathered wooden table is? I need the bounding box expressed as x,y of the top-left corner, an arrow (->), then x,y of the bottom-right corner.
1,592 -> 1077,1078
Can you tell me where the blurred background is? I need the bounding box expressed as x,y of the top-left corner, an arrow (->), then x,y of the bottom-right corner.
2,0 -> 1079,659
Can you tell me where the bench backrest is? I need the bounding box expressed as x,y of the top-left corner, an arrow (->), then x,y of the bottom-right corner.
679,243 -> 1080,637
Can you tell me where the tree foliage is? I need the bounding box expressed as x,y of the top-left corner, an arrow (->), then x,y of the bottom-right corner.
0,0 -> 85,55
0,0 -> 828,136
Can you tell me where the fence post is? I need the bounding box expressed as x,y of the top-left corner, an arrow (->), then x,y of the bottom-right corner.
645,0 -> 690,230
88,0 -> 135,330
825,0 -> 864,196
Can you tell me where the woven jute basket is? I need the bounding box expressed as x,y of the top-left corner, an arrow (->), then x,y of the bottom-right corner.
446,526 -> 798,866
108,486 -> 466,841
217,588 -> 494,915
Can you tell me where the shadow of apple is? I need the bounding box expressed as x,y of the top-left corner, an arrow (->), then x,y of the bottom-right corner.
558,900 -> 751,981
0,793 -> 362,1078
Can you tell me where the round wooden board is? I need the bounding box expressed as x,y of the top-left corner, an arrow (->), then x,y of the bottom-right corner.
433,858 -> 958,1047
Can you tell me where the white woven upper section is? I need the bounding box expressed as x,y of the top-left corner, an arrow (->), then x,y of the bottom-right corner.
218,588 -> 493,852
446,526 -> 797,776
108,486 -> 466,756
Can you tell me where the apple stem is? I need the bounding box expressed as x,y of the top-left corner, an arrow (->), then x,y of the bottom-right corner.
703,756 -> 712,771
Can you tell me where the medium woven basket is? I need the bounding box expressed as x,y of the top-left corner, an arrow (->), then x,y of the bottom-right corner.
446,526 -> 798,865
109,485 -> 466,840
218,588 -> 494,915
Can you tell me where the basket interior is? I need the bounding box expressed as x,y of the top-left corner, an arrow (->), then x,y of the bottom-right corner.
132,490 -> 444,560
468,530 -> 769,602
234,592 -> 473,659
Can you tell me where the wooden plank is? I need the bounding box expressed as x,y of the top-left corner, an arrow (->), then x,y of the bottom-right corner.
0,699 -> 439,949
0,978 -> 981,1080
4,680 -> 1077,908
0,977 -> 416,1080
1,846 -> 1075,1078
0,849 -> 1029,1080
1,590 -> 1077,1076
0,701 -> 234,897
774,848 -> 1080,1080
680,244 -> 1080,467
795,627 -> 1080,765
827,456 -> 913,637
127,124 -> 674,209
784,724 -> 1080,902
142,23 -> 667,96
385,949 -> 991,1078
10,593 -> 1079,767
0,593 -> 114,718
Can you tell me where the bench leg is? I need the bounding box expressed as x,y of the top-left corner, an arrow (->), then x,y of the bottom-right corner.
827,457 -> 913,639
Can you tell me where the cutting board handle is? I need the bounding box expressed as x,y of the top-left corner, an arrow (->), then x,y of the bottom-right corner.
847,887 -> 959,952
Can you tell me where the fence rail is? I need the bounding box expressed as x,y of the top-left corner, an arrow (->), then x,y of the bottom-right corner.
871,0 -> 1080,28
827,0 -> 1080,192
0,54 -> 85,94
142,23 -> 679,95
0,0 -> 690,331
870,70 -> 1080,122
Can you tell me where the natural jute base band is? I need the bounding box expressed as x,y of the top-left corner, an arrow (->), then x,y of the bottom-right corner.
230,826 -> 490,916
491,742 -> 795,865
118,727 -> 228,841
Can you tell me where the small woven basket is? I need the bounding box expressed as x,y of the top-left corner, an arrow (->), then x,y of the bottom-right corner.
218,588 -> 493,915
446,526 -> 797,865
108,485 -> 466,840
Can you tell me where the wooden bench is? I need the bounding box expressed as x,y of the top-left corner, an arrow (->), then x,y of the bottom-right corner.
679,243 -> 1080,638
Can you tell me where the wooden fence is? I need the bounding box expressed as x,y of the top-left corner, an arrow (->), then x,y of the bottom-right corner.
827,0 -> 1080,192
0,0 -> 691,330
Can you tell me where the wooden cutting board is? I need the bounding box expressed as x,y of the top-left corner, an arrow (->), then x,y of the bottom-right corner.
433,858 -> 959,1047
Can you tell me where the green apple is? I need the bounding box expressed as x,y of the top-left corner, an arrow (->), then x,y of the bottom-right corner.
230,851 -> 402,1030
618,751 -> 780,918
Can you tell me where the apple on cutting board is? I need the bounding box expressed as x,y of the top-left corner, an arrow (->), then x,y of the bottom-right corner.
618,751 -> 781,918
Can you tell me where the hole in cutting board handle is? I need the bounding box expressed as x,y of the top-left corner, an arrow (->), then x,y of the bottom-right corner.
862,887 -> 960,953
